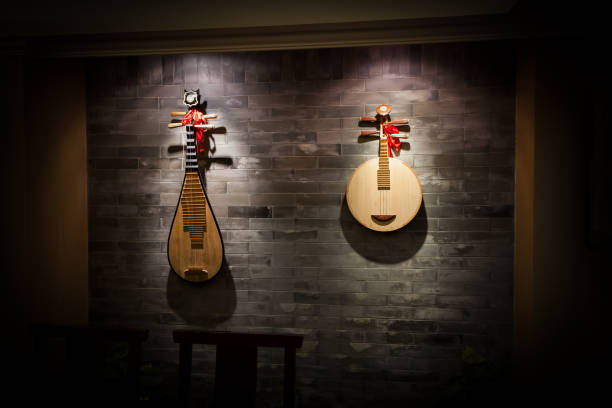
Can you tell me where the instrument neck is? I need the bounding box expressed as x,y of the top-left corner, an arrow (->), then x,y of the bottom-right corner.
379,122 -> 389,164
378,122 -> 390,190
185,124 -> 198,173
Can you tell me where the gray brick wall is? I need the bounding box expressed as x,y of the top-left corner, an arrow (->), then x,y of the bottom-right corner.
87,42 -> 515,407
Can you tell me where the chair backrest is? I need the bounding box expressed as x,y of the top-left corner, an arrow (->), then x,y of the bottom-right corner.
30,323 -> 148,405
173,330 -> 303,408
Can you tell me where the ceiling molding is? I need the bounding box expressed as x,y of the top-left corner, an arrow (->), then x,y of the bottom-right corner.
5,13 -> 548,57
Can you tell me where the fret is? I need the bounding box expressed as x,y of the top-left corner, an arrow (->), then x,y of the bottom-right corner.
183,124 -> 199,173
181,121 -> 208,240
378,131 -> 391,190
181,171 -> 207,242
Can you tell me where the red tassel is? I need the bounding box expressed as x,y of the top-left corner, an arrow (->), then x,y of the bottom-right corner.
181,108 -> 208,153
383,123 -> 401,157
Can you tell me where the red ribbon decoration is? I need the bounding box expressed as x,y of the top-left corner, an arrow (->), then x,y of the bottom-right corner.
181,108 -> 208,153
383,123 -> 401,157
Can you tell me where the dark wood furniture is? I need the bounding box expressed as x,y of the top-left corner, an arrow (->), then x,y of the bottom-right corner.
173,330 -> 303,408
30,324 -> 149,404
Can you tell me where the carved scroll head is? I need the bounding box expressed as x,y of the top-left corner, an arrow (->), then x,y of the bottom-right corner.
376,104 -> 391,116
183,89 -> 200,108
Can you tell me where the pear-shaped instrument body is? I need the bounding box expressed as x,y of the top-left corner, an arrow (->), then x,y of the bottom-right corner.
168,172 -> 224,282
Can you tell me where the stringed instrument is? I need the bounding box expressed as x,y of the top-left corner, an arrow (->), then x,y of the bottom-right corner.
346,104 -> 422,232
167,90 -> 224,282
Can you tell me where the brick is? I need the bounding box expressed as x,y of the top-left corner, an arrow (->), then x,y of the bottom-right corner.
273,157 -> 317,168
249,194 -> 296,206
413,154 -> 463,168
248,95 -> 294,107
317,106 -> 363,118
414,308 -> 464,321
436,295 -> 489,308
228,230 -> 273,242
217,217 -> 250,230
117,146 -> 160,158
117,241 -> 161,252
206,194 -> 250,206
249,144 -> 295,156
341,143 -> 378,156
272,206 -> 296,218
365,281 -> 412,294
413,101 -> 464,116
365,77 -> 435,91
220,157 -> 271,170
138,158 -> 181,170
296,194 -> 341,206
138,85 -> 183,98
438,192 -> 489,206
271,132 -> 317,144
268,107 -> 316,120
295,169 -> 354,182
295,144 -> 340,156
295,93 -> 342,106
464,205 -> 513,218
252,181 -> 320,193
340,91 -> 407,106
227,206 -> 272,218
249,218 -> 293,230
224,82 -> 269,95
388,269 -> 437,282
93,159 -> 139,169
438,270 -> 490,282
439,244 -> 489,257
388,294 -> 436,306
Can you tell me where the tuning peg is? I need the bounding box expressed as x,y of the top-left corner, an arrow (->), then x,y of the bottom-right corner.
360,130 -> 378,136
170,112 -> 217,119
388,119 -> 409,125
360,116 -> 378,121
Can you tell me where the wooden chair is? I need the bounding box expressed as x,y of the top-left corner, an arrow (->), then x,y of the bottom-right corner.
30,324 -> 148,405
173,330 -> 303,408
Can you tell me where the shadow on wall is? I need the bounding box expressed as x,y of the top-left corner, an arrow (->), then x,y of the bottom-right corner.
340,197 -> 428,263
166,257 -> 237,325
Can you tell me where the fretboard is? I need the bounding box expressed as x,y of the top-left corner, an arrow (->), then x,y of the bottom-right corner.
181,173 -> 207,248
185,124 -> 198,172
378,136 -> 390,190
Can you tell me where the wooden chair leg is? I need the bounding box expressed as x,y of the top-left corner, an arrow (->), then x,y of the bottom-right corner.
283,347 -> 297,408
178,343 -> 193,408
128,342 -> 141,403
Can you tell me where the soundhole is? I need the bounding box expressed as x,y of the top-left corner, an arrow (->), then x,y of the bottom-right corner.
184,267 -> 209,281
371,214 -> 396,225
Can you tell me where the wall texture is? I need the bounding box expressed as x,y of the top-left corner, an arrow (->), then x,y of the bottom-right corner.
87,42 -> 515,406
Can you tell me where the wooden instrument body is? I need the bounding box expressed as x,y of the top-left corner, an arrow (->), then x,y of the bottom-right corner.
168,171 -> 224,282
346,157 -> 422,232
